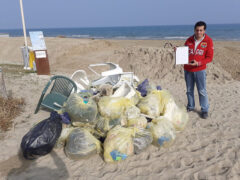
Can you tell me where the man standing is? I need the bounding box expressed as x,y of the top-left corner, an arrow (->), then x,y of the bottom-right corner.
184,21 -> 214,119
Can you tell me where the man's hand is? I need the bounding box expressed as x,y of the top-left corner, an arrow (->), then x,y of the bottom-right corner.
189,60 -> 198,66
173,46 -> 179,52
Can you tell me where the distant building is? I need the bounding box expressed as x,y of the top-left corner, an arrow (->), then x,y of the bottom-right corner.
0,33 -> 9,37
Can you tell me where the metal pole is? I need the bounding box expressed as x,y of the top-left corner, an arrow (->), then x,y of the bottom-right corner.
19,0 -> 28,47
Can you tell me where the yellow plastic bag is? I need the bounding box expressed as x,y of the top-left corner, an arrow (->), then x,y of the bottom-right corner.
127,116 -> 147,129
65,128 -> 102,160
150,117 -> 176,148
125,106 -> 140,119
98,96 -> 133,120
124,106 -> 147,129
137,90 -> 169,117
104,125 -> 136,162
63,93 -> 98,127
95,115 -> 127,137
163,98 -> 189,131
55,126 -> 76,148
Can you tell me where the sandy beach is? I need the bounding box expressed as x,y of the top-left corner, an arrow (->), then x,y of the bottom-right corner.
0,37 -> 240,180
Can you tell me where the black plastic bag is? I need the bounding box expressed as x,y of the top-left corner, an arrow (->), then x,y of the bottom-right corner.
21,111 -> 62,160
136,79 -> 149,97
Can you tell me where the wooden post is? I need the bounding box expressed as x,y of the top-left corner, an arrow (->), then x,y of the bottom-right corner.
0,68 -> 8,99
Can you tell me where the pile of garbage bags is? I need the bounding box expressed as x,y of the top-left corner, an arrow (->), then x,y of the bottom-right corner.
21,78 -> 188,162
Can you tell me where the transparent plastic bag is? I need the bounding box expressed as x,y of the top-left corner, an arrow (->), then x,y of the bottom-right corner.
137,90 -> 171,118
133,128 -> 153,154
63,93 -> 98,126
124,106 -> 147,128
65,128 -> 102,160
125,106 -> 141,119
127,116 -> 147,129
112,82 -> 140,105
150,117 -> 176,148
103,125 -> 136,162
98,96 -> 133,120
55,126 -> 76,148
163,98 -> 189,131
95,115 -> 126,138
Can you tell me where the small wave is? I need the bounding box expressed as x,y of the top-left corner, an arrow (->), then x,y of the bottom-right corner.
92,36 -> 105,39
164,36 -> 188,40
114,36 -> 128,39
71,34 -> 90,38
113,36 -> 154,40
133,36 -> 153,40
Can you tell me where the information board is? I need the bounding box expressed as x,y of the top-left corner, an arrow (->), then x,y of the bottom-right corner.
29,31 -> 47,51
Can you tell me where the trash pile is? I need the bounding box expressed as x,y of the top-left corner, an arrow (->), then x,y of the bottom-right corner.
21,63 -> 189,163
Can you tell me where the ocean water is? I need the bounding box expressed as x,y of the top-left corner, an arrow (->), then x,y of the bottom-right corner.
0,24 -> 240,41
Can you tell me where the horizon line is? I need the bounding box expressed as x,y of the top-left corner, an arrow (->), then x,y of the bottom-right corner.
0,23 -> 240,31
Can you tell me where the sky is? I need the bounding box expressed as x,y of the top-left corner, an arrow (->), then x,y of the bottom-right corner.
0,0 -> 240,29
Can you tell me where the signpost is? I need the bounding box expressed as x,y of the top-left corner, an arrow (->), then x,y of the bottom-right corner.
29,31 -> 50,75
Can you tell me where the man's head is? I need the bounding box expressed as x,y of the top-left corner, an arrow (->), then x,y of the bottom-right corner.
194,21 -> 207,40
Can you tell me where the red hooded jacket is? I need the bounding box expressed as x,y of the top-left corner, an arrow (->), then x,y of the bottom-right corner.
184,34 -> 214,72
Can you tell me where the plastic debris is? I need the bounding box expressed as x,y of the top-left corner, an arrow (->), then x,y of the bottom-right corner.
65,128 -> 102,160
63,93 -> 98,126
133,128 -> 153,154
98,96 -> 133,120
55,126 -> 75,148
21,112 -> 62,159
150,117 -> 176,148
104,126 -> 136,162
112,82 -> 139,105
163,98 -> 189,131
136,79 -> 149,97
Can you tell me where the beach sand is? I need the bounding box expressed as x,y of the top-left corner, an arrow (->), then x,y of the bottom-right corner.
0,37 -> 239,180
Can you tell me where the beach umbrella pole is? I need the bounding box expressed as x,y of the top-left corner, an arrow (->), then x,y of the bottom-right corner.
19,0 -> 28,47
19,0 -> 29,69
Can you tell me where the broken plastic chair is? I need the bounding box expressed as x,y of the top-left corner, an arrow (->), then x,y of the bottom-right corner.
34,75 -> 77,114
88,63 -> 123,87
70,70 -> 90,92
88,62 -> 139,88
88,62 -> 123,77
112,82 -> 136,99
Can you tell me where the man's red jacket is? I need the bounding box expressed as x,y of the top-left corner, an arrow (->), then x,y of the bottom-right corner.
184,34 -> 214,72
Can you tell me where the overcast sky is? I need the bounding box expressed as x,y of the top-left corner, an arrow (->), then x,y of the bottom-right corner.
1,0 -> 240,29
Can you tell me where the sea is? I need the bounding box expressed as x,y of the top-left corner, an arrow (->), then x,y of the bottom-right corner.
0,24 -> 240,41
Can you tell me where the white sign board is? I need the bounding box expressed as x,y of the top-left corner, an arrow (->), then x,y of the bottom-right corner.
29,31 -> 47,51
176,46 -> 189,65
35,51 -> 47,58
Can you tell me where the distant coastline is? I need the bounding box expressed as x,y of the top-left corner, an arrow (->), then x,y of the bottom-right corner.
0,33 -> 9,37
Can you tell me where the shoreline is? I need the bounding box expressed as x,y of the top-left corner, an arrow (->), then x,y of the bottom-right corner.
2,36 -> 240,42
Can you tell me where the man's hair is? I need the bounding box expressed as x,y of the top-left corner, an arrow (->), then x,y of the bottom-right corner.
194,21 -> 207,30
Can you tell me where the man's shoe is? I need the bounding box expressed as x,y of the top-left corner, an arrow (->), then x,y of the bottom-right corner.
201,112 -> 208,119
187,108 -> 194,112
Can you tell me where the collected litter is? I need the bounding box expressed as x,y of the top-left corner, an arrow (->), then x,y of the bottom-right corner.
65,128 -> 102,160
103,125 -> 135,162
98,96 -> 133,120
62,93 -> 98,127
133,128 -> 153,154
21,112 -> 62,159
149,117 -> 176,148
24,62 -> 189,162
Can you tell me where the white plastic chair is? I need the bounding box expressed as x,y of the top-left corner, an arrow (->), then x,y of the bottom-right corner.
70,70 -> 90,92
88,62 -> 138,88
71,63 -> 139,91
